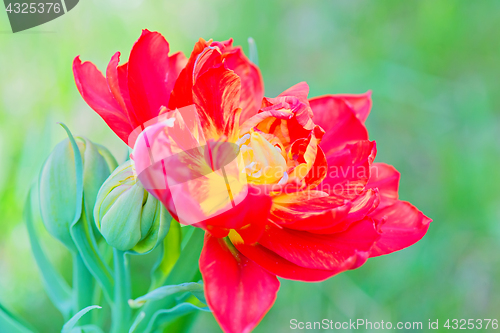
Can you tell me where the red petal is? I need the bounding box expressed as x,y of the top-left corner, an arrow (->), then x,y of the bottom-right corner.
320,140 -> 377,200
200,233 -> 280,333
192,65 -> 241,136
169,39 -> 221,110
258,218 -> 380,270
127,30 -> 172,127
279,82 -> 310,104
309,95 -> 368,154
73,56 -> 133,143
336,91 -> 372,123
308,189 -> 379,234
223,47 -> 264,123
369,201 -> 431,257
366,163 -> 400,208
231,236 -> 345,282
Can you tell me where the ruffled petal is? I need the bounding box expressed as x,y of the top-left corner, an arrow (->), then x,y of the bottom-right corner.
222,43 -> 264,123
309,95 -> 368,154
258,218 -> 380,270
369,200 -> 431,257
192,65 -> 241,137
230,234 -> 347,282
127,30 -> 172,127
73,56 -> 133,143
200,233 -> 280,333
335,91 -> 372,123
320,140 -> 377,200
366,162 -> 400,208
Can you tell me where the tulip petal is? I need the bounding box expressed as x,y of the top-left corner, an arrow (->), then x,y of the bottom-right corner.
366,163 -> 400,208
259,218 -> 380,270
192,65 -> 241,136
230,234 -> 344,282
369,200 -> 431,257
336,91 -> 372,123
73,56 -> 133,143
320,140 -> 377,200
127,30 -> 172,127
222,41 -> 264,123
309,95 -> 368,153
199,233 -> 280,333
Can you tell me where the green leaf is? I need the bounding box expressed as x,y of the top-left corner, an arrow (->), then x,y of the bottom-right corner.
59,123 -> 114,302
61,305 -> 101,333
70,208 -> 114,303
69,325 -> 104,333
129,282 -> 204,309
25,187 -> 73,320
0,303 -> 36,333
143,303 -> 210,333
248,37 -> 259,66
130,228 -> 205,332
150,219 -> 181,290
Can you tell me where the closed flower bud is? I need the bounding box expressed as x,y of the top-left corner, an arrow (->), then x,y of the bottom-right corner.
39,136 -> 118,251
94,160 -> 170,253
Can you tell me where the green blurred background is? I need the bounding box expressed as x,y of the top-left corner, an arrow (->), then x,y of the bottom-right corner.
1,0 -> 499,332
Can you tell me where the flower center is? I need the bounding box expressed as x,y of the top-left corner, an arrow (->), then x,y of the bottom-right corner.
236,130 -> 288,185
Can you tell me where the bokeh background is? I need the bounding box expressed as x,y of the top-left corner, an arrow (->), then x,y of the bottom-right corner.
1,0 -> 500,332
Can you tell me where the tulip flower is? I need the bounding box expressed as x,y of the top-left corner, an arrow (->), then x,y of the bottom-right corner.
94,160 -> 170,253
39,136 -> 117,251
74,30 -> 431,333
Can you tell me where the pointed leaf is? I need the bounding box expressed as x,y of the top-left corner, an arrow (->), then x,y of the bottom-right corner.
129,283 -> 203,309
144,303 -> 210,333
61,305 -> 101,333
25,187 -> 73,319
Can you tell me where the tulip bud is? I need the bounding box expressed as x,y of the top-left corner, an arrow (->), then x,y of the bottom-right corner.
39,136 -> 118,251
94,160 -> 170,253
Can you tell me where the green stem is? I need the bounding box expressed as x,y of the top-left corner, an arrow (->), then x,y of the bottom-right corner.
132,228 -> 204,333
110,249 -> 131,333
72,252 -> 93,324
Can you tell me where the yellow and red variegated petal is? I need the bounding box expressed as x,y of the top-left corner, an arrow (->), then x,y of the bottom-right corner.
366,162 -> 400,208
334,91 -> 372,123
169,39 -> 223,109
258,218 -> 381,270
369,200 -> 431,257
308,189 -> 379,234
319,140 -> 376,201
192,65 -> 242,137
223,46 -> 264,124
287,127 -> 327,187
200,233 -> 280,333
270,190 -> 346,223
127,30 -> 174,127
230,234 -> 354,282
309,95 -> 369,154
194,185 -> 272,238
73,56 -> 133,144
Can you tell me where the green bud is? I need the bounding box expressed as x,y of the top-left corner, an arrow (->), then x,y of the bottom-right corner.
94,160 -> 170,253
39,136 -> 118,251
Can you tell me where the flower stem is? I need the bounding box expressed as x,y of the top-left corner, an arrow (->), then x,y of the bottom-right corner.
110,248 -> 131,333
72,252 -> 93,324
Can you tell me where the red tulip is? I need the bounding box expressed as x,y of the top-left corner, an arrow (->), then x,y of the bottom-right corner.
73,31 -> 431,333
